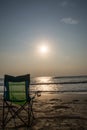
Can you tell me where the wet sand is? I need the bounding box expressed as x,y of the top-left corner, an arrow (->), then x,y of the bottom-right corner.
0,93 -> 87,130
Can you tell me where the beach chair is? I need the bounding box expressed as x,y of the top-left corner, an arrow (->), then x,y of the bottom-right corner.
2,74 -> 34,129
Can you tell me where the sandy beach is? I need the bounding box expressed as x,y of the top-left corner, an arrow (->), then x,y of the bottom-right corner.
0,93 -> 87,130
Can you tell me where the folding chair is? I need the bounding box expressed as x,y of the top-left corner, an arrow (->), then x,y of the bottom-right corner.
2,74 -> 34,129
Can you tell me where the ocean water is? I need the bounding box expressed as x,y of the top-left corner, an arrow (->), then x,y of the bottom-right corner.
0,76 -> 87,94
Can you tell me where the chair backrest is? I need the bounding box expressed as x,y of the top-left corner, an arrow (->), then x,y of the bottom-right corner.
4,74 -> 30,104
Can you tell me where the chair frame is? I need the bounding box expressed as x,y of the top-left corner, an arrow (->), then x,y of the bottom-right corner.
2,74 -> 34,129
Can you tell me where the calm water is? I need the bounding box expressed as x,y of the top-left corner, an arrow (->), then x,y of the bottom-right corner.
0,76 -> 87,94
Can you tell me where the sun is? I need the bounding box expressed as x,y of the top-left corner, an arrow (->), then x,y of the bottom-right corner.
39,45 -> 48,54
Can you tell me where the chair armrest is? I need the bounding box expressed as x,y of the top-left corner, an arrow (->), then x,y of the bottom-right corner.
31,91 -> 41,99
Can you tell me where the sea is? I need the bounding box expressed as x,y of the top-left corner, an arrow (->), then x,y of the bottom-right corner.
0,75 -> 87,95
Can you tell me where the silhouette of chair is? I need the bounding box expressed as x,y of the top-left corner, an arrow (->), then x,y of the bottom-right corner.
2,74 -> 34,129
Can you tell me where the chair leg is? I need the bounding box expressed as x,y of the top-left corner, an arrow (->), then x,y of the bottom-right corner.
27,101 -> 34,127
31,100 -> 35,119
2,100 -> 5,130
2,101 -> 34,129
9,106 -> 17,129
28,102 -> 30,127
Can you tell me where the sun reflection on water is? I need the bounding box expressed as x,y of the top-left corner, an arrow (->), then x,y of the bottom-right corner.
34,77 -> 57,92
35,77 -> 52,83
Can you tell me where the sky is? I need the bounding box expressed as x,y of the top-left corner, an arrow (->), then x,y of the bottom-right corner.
0,0 -> 87,77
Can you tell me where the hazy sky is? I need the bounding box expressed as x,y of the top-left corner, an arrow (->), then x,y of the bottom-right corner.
0,0 -> 87,77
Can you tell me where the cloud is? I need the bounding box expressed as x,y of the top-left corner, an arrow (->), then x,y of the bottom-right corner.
61,1 -> 68,7
61,18 -> 79,25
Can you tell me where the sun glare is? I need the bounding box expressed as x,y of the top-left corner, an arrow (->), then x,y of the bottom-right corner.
39,45 -> 48,54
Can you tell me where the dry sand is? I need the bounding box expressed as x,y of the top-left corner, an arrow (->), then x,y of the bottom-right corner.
0,93 -> 87,130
